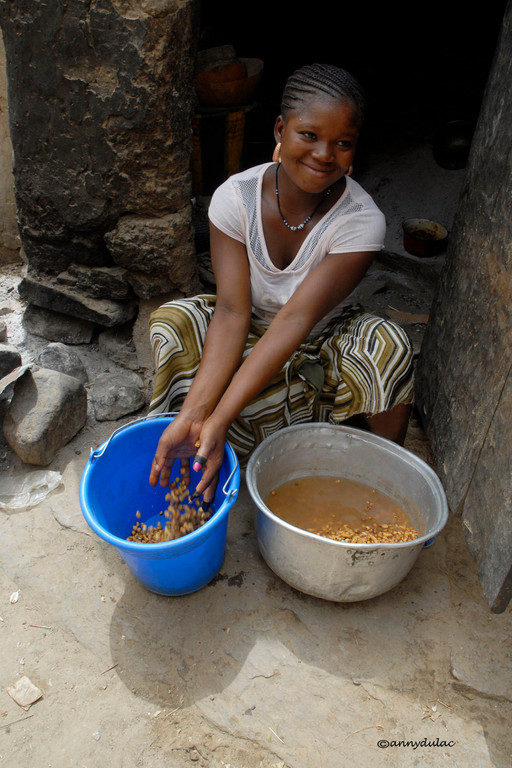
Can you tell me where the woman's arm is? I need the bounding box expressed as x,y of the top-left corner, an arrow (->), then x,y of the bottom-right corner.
220,249 -> 373,412
175,224 -> 252,421
149,224 -> 252,487
193,248 -> 375,492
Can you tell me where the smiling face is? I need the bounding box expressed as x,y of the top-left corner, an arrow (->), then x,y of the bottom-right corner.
274,96 -> 360,196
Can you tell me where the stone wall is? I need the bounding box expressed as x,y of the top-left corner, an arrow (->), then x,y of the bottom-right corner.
415,4 -> 512,612
0,0 -> 200,334
0,32 -> 21,264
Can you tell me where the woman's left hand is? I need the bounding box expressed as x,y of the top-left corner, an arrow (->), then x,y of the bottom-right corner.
191,417 -> 228,503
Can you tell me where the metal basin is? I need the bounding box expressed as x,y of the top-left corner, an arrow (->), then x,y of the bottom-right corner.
246,424 -> 448,602
402,218 -> 448,257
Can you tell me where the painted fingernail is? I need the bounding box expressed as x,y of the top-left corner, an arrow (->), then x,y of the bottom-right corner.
193,455 -> 206,472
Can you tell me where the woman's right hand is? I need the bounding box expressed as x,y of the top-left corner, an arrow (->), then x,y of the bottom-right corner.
149,413 -> 202,489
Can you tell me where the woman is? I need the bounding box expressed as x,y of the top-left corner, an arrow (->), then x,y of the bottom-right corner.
149,63 -> 414,502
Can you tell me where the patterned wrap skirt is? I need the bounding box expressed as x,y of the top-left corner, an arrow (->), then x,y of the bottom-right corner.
149,295 -> 414,464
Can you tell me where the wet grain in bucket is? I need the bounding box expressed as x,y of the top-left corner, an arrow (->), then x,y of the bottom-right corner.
127,470 -> 212,543
264,476 -> 421,543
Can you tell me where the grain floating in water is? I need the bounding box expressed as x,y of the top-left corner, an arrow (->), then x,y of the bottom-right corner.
264,475 -> 421,544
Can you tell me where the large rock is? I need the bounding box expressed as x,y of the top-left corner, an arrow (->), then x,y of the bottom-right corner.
0,0 -> 199,298
3,368 -> 87,465
125,271 -> 174,301
37,342 -> 89,385
0,342 -> 22,379
18,276 -> 137,328
414,3 -> 512,613
98,325 -> 139,371
104,211 -> 198,296
56,264 -> 134,301
22,304 -> 95,344
91,370 -> 146,421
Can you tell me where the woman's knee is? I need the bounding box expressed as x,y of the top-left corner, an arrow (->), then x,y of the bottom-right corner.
149,296 -> 215,363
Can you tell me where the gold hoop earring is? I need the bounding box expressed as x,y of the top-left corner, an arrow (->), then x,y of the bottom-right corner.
272,142 -> 282,163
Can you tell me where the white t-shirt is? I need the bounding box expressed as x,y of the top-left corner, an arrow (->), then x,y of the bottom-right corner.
208,162 -> 386,338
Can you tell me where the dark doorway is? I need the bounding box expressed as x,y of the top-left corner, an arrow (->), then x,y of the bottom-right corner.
197,2 -> 507,172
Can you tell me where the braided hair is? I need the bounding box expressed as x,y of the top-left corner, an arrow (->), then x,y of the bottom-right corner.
281,63 -> 366,128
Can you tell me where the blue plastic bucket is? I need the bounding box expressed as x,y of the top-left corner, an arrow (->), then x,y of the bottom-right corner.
79,414 -> 240,596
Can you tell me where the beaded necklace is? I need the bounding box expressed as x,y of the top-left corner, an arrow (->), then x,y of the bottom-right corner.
275,163 -> 332,232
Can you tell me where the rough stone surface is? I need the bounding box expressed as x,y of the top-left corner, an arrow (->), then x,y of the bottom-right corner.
461,370 -> 512,613
91,370 -> 146,421
0,318 -> 6,341
0,33 -> 21,265
21,303 -> 95,344
57,264 -> 135,301
18,275 -> 138,328
104,211 -> 198,295
37,342 -> 89,385
415,5 -> 512,612
0,0 -> 199,299
125,271 -> 174,301
98,325 -> 139,371
3,367 -> 87,465
0,341 -> 21,379
131,295 -> 165,390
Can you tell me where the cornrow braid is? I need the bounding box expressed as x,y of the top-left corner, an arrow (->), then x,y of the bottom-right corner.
281,63 -> 366,128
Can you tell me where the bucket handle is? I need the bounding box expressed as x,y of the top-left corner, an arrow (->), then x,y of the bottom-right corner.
90,412 -> 239,500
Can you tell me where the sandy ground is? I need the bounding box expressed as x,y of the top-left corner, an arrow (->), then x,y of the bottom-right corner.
0,138 -> 511,768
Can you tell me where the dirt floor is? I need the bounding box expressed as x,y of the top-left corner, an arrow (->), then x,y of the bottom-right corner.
0,136 -> 511,768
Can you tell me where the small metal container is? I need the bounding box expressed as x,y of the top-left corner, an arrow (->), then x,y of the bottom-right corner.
246,424 -> 448,602
402,218 -> 448,257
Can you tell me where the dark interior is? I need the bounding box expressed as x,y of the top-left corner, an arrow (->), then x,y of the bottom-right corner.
197,2 -> 507,175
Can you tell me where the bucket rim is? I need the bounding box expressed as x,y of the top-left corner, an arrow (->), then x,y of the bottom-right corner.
246,422 -> 449,550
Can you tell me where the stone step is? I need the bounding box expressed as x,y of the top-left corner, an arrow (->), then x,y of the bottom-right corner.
18,276 -> 137,328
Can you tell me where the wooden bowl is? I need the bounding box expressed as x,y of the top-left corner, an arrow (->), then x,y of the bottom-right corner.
195,58 -> 264,108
